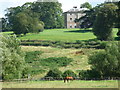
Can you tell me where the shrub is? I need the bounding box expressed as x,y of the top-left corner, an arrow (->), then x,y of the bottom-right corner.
62,70 -> 77,78
98,41 -> 107,49
45,68 -> 62,79
79,70 -> 101,79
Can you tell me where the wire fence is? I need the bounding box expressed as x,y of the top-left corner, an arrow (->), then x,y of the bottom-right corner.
39,77 -> 120,81
1,77 -> 119,82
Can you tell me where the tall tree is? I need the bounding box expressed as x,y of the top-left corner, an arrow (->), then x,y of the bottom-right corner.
1,18 -> 7,31
75,3 -> 100,29
89,42 -> 120,78
5,6 -> 22,31
31,1 -> 64,29
1,35 -> 28,80
80,2 -> 92,9
93,3 -> 118,41
12,12 -> 30,35
5,5 -> 44,35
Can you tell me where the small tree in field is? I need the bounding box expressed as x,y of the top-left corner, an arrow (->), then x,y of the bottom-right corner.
45,68 -> 62,79
89,42 -> 120,78
0,34 -> 27,80
62,70 -> 77,78
12,12 -> 44,35
93,3 -> 118,41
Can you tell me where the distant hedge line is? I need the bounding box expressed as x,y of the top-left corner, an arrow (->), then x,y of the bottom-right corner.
21,40 -> 107,49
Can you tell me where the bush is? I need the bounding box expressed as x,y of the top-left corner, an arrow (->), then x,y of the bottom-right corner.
98,42 -> 107,49
45,68 -> 62,79
62,70 -> 77,78
79,70 -> 101,79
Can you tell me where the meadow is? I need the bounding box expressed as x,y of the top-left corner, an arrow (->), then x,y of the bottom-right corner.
2,28 -> 118,42
19,28 -> 118,41
2,80 -> 118,88
21,46 -> 93,72
1,28 -> 119,88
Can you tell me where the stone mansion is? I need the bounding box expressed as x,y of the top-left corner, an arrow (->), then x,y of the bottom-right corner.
63,6 -> 87,29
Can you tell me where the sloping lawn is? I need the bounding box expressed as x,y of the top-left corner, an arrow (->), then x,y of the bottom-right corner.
2,28 -> 118,42
18,28 -> 96,42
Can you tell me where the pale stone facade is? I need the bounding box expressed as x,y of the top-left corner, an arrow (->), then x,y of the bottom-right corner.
64,7 -> 86,28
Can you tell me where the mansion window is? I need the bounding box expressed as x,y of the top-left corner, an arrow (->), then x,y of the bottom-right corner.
70,24 -> 72,28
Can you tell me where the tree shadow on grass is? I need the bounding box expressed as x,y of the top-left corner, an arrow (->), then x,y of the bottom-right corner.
64,29 -> 92,33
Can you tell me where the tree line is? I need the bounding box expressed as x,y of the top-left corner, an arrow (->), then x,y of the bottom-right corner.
1,1 -> 120,81
77,1 -> 120,41
2,1 -> 64,35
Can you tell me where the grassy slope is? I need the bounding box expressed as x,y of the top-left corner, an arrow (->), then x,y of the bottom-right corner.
1,28 -> 119,88
19,28 -> 118,41
2,28 -> 118,42
2,80 -> 118,88
21,46 -> 102,79
19,28 -> 96,41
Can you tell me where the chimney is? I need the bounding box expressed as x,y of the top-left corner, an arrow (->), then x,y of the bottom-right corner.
73,6 -> 77,9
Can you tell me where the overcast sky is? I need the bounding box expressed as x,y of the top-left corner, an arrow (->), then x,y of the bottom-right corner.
0,0 -> 105,18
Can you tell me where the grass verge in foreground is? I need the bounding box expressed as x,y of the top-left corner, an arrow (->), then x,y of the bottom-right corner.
2,80 -> 118,88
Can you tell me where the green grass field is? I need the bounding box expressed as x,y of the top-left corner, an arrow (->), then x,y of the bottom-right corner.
18,28 -> 119,41
1,28 -> 119,88
19,28 -> 96,42
2,28 -> 118,42
2,80 -> 118,88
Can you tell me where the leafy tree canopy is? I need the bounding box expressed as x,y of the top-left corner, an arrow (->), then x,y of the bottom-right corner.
93,3 -> 118,41
5,4 -> 44,35
89,41 -> 120,78
0,34 -> 28,80
80,2 -> 92,9
31,1 -> 64,29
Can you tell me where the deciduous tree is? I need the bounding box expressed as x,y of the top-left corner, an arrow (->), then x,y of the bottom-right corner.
93,3 -> 118,41
80,2 -> 92,9
89,42 -> 120,78
1,35 -> 28,80
31,1 -> 64,29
